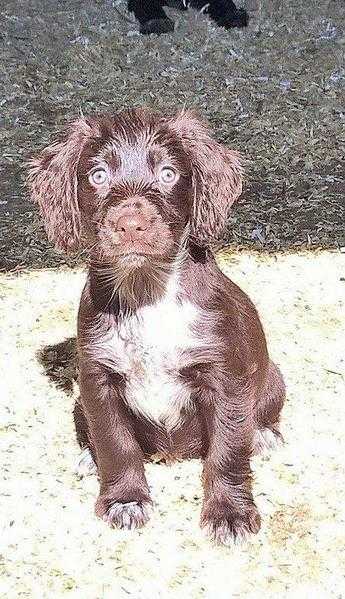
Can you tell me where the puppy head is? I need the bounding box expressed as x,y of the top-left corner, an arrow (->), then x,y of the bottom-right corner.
28,109 -> 243,263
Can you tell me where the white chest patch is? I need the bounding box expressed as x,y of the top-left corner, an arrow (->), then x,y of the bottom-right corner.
92,291 -> 202,429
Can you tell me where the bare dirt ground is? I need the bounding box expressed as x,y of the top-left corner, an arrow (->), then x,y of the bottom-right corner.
1,250 -> 344,598
0,0 -> 345,270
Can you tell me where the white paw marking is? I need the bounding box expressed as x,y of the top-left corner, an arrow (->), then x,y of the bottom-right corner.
74,448 -> 97,477
203,520 -> 249,547
104,501 -> 152,530
252,427 -> 284,455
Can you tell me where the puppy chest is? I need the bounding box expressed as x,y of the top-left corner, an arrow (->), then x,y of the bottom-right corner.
114,300 -> 200,427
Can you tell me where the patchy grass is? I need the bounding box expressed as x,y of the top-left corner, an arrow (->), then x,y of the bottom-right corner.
1,250 -> 344,598
1,0 -> 345,270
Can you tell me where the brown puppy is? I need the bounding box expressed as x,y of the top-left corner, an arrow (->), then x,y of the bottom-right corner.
28,109 -> 285,545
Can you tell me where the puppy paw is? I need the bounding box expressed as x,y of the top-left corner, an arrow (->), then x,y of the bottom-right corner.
95,493 -> 152,530
74,448 -> 97,477
140,18 -> 174,35
252,427 -> 284,456
201,500 -> 261,545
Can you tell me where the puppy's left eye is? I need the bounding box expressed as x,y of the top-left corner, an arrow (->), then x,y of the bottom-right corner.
159,167 -> 179,185
89,169 -> 108,186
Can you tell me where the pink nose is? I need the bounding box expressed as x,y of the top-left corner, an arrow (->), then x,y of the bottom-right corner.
115,213 -> 149,242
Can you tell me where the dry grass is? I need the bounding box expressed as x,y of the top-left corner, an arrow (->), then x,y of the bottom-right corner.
1,0 -> 345,270
1,249 -> 344,598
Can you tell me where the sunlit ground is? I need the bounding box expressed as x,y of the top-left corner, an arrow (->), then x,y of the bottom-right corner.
1,250 -> 344,598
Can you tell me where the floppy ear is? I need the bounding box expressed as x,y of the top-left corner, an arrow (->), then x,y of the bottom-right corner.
27,118 -> 94,251
168,111 -> 243,246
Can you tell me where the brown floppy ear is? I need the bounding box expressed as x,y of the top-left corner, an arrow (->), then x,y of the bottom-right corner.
27,118 -> 95,251
168,111 -> 243,246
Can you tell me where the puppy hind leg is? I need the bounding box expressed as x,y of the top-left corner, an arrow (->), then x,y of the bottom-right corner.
73,400 -> 98,477
252,361 -> 285,455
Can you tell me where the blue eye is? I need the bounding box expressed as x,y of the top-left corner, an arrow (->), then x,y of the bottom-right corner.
89,169 -> 108,186
159,167 -> 179,185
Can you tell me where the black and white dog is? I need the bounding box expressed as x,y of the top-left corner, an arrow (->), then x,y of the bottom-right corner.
128,0 -> 248,35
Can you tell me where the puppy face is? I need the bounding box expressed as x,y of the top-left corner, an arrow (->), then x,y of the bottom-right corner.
28,108 -> 243,265
76,111 -> 193,264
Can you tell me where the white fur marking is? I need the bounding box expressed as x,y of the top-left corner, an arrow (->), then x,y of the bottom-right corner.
90,278 -> 202,429
75,448 -> 97,477
252,427 -> 283,455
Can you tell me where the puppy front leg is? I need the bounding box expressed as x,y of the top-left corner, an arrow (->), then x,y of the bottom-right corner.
79,364 -> 152,529
199,385 -> 261,545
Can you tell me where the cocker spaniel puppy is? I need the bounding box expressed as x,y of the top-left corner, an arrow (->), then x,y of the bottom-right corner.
28,108 -> 285,545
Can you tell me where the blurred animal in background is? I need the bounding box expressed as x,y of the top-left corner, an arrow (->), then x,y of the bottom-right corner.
128,0 -> 249,35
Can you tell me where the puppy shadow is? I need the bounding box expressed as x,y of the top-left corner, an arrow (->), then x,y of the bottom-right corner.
37,338 -> 93,468
37,337 -> 78,396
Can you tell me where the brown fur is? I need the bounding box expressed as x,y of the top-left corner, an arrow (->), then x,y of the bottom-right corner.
28,108 -> 285,545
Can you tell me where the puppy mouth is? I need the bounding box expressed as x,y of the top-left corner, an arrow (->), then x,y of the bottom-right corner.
95,224 -> 176,265
116,243 -> 163,259
117,252 -> 148,268
115,234 -> 175,258
117,241 -> 155,254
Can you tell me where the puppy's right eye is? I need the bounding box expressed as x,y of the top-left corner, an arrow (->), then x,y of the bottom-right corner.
89,169 -> 108,186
